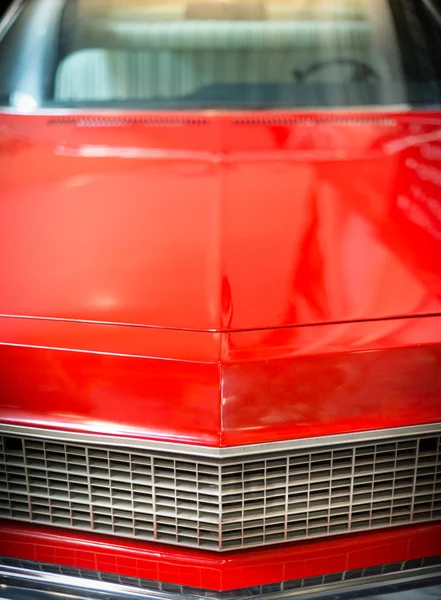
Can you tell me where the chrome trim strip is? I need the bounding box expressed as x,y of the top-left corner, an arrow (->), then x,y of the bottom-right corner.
1,423 -> 441,458
0,105 -> 417,117
0,0 -> 24,41
0,341 -> 155,360
2,311 -> 441,333
1,562 -> 441,600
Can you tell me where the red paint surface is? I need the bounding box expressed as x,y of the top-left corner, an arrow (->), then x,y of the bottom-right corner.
1,318 -> 441,445
1,521 -> 441,591
222,321 -> 441,445
1,112 -> 441,331
1,110 -> 441,585
0,344 -> 221,445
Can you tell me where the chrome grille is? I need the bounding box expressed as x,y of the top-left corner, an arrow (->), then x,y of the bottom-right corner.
0,431 -> 440,551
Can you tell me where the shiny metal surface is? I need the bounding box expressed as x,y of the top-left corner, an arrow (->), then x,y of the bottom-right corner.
0,0 -> 24,41
1,557 -> 441,600
3,521 -> 441,592
1,112 -> 441,332
2,423 -> 441,458
2,320 -> 441,448
1,429 -> 440,551
1,109 -> 441,448
0,5 -> 440,586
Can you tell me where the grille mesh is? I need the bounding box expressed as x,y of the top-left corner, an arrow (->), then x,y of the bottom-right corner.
0,432 -> 440,551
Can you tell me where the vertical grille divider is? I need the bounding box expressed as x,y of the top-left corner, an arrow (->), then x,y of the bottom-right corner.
22,439 -> 33,522
263,458 -> 268,544
284,456 -> 290,541
67,446 -> 73,527
241,461 -> 245,547
59,444 -> 68,529
410,439 -> 421,521
62,443 -> 72,528
196,461 -> 200,548
173,458 -> 178,546
430,438 -> 440,519
390,442 -> 399,524
348,447 -> 356,531
0,440 -> 5,519
46,443 -> 52,525
129,452 -> 135,538
42,441 -> 49,522
306,453 -> 312,537
327,450 -> 333,535
107,449 -> 116,536
218,462 -> 223,551
368,444 -> 377,528
151,455 -> 157,542
85,446 -> 94,531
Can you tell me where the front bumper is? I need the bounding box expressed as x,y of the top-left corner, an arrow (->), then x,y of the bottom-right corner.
1,557 -> 441,600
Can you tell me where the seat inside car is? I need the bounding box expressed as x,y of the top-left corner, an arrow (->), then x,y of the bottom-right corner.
54,1 -> 388,102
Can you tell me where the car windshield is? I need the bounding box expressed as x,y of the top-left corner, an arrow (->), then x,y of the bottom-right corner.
0,0 -> 440,111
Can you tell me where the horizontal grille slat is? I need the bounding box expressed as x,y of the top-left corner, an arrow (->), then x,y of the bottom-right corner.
0,431 -> 440,551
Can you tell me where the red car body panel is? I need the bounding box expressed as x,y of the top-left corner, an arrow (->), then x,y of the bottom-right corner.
1,113 -> 441,331
1,109 -> 441,588
1,317 -> 441,446
1,521 -> 441,591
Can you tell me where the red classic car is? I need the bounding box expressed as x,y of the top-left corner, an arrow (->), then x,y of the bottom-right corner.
0,0 -> 441,598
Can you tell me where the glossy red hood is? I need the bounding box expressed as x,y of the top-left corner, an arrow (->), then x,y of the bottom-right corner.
1,111 -> 441,332
1,110 -> 441,447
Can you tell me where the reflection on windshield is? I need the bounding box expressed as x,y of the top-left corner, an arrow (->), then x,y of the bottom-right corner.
0,0 -> 440,110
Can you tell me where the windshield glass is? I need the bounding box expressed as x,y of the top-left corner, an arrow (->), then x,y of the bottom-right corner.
0,0 -> 440,111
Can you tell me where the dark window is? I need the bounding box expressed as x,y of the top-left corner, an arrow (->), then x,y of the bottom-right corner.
0,0 -> 440,111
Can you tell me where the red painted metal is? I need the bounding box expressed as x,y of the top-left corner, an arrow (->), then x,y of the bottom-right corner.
1,109 -> 441,586
221,317 -> 441,445
0,112 -> 441,331
1,317 -> 441,445
0,343 -> 221,446
1,521 -> 441,591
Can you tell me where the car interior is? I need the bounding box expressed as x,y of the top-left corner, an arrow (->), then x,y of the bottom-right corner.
54,0 -> 404,104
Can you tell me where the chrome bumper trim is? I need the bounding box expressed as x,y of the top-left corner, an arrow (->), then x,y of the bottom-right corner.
0,557 -> 441,599
1,422 -> 441,458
